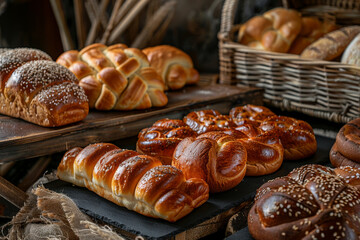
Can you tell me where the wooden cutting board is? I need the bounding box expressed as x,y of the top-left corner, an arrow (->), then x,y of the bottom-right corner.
0,82 -> 263,162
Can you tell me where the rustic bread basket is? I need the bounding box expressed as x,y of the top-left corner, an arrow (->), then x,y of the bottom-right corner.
218,0 -> 360,123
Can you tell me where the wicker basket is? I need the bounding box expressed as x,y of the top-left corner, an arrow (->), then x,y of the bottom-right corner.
218,0 -> 360,123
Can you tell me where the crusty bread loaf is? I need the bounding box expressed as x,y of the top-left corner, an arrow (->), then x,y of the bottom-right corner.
288,17 -> 337,55
57,43 -> 168,110
301,26 -> 360,60
142,45 -> 200,90
248,164 -> 360,240
238,8 -> 302,53
57,143 -> 209,222
0,48 -> 89,127
341,33 -> 360,66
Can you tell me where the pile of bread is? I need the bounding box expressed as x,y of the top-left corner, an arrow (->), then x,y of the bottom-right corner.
0,44 -> 199,127
238,7 -> 360,65
136,105 -> 317,193
56,104 -> 317,222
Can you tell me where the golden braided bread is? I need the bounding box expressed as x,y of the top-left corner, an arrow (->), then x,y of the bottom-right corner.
143,45 -> 200,90
57,43 -> 168,110
57,143 -> 209,222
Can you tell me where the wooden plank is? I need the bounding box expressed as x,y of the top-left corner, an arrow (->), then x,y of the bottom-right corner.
0,84 -> 263,162
0,176 -> 27,209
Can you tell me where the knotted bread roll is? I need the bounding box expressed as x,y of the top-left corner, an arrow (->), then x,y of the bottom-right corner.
173,131 -> 247,193
136,118 -> 197,165
142,45 -> 200,90
57,43 -> 168,110
57,143 -> 209,222
248,164 -> 360,240
238,8 -> 302,53
0,48 -> 89,127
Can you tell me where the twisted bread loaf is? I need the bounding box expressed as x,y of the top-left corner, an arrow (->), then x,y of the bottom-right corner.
259,116 -> 317,161
136,119 -> 197,165
248,164 -> 360,240
57,43 -> 168,110
57,143 -> 209,222
172,131 -> 247,193
0,48 -> 89,127
238,8 -> 302,53
184,109 -> 236,134
230,105 -> 275,137
142,45 -> 199,90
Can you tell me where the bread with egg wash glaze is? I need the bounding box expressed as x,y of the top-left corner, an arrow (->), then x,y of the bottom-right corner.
57,143 -> 209,222
136,118 -> 197,165
0,48 -> 88,127
259,116 -> 317,160
57,43 -> 168,110
142,45 -> 200,90
248,164 -> 360,240
172,131 -> 247,193
183,109 -> 237,134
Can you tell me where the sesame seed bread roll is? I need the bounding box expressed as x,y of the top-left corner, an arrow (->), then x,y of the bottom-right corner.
0,48 -> 89,127
248,164 -> 360,240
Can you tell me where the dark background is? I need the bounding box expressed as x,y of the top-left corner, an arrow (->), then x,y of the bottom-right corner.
0,0 -> 282,73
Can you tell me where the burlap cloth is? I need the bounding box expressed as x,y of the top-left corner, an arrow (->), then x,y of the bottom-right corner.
1,175 -> 144,240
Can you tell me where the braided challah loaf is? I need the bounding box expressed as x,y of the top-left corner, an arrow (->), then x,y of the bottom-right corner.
248,164 -> 360,240
238,8 -> 302,53
136,118 -> 197,165
57,143 -> 209,222
0,48 -> 89,127
172,131 -> 247,193
56,43 -> 168,110
142,45 -> 200,90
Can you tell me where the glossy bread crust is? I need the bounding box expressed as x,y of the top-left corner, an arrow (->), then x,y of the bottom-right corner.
57,143 -> 209,222
57,43 -> 168,110
248,164 -> 360,240
142,45 -> 199,90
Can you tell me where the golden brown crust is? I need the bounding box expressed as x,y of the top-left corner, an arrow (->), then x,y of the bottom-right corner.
57,143 -> 209,222
183,109 -> 236,134
136,119 -> 197,165
301,26 -> 360,60
142,45 -> 200,90
259,116 -> 317,161
238,8 -> 302,53
57,43 -> 168,110
335,118 -> 360,161
248,164 -> 360,240
0,49 -> 89,127
238,132 -> 284,176
172,131 -> 247,193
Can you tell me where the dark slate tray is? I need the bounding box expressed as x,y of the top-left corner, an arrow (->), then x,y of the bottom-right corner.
45,135 -> 335,240
226,227 -> 252,240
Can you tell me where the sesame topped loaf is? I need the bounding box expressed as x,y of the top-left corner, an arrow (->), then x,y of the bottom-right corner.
0,48 -> 89,127
248,164 -> 360,240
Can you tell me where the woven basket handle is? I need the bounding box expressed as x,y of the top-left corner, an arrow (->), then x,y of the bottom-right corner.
219,0 -> 239,38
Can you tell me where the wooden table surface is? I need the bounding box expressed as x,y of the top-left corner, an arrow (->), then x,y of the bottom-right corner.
0,82 -> 263,162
